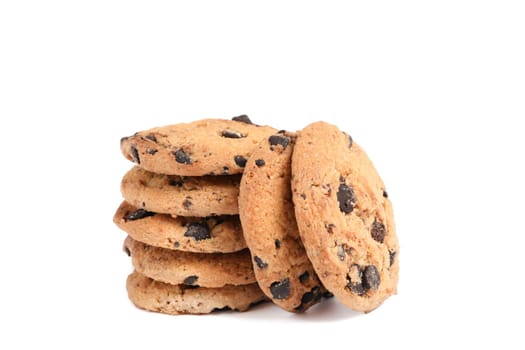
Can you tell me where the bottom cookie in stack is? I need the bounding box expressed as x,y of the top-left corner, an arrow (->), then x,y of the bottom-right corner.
127,271 -> 267,315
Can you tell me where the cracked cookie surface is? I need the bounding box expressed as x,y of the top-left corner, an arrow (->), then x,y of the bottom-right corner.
120,117 -> 277,176
291,121 -> 399,312
239,132 -> 326,312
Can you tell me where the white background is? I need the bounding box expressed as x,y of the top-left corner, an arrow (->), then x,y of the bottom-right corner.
1,1 -> 524,349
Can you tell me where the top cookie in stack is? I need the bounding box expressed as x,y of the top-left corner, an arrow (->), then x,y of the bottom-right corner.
114,116 -> 277,315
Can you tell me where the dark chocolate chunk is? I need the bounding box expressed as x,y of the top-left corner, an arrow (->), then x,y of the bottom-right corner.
323,291 -> 334,298
173,149 -> 192,164
211,306 -> 232,313
389,250 -> 396,267
299,271 -> 310,284
347,281 -> 367,296
183,197 -> 192,209
371,219 -> 386,243
268,135 -> 290,150
145,134 -> 157,142
234,155 -> 247,167
270,278 -> 290,300
274,239 -> 281,249
130,145 -> 140,164
325,223 -> 336,234
337,245 -> 346,261
169,179 -> 184,187
299,193 -> 307,200
346,264 -> 366,296
146,148 -> 157,155
221,130 -> 245,138
337,183 -> 356,214
174,241 -> 180,248
222,166 -> 229,175
255,159 -> 265,167
184,222 -> 211,241
231,115 -> 253,124
183,275 -> 199,286
123,246 -> 131,257
383,189 -> 388,198
277,130 -> 286,134
346,132 -> 353,149
120,136 -> 129,144
362,265 -> 380,290
301,286 -> 321,305
254,256 -> 268,269
124,209 -> 155,221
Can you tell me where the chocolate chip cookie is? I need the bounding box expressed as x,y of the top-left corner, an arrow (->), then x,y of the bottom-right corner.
114,201 -> 246,253
239,132 -> 325,312
291,122 -> 399,312
120,117 -> 277,176
124,236 -> 256,288
121,166 -> 240,217
127,271 -> 267,315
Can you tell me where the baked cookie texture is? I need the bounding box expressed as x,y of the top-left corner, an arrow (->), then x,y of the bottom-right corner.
127,271 -> 267,315
120,117 -> 277,176
239,132 -> 326,312
121,166 -> 240,217
114,201 -> 246,253
291,122 -> 399,312
124,236 -> 256,288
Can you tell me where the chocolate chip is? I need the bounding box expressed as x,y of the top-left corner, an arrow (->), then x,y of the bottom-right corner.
120,136 -> 129,144
124,209 -> 155,221
274,239 -> 281,249
347,264 -> 366,296
184,223 -> 211,240
234,155 -> 247,167
130,146 -> 140,164
277,130 -> 286,134
362,265 -> 380,290
183,275 -> 199,286
211,306 -> 232,313
231,115 -> 253,124
222,130 -> 245,138
383,190 -> 389,198
323,291 -> 334,298
299,193 -> 306,200
183,197 -> 192,209
325,223 -> 336,234
254,256 -> 268,269
173,149 -> 192,164
255,159 -> 265,167
174,242 -> 180,248
169,179 -> 184,187
123,246 -> 131,256
268,135 -> 290,150
222,166 -> 229,175
371,219 -> 386,243
301,286 -> 321,305
337,245 -> 346,261
145,134 -> 157,142
299,271 -> 310,284
389,250 -> 396,267
337,183 -> 356,214
346,132 -> 353,149
146,148 -> 157,155
270,278 -> 290,300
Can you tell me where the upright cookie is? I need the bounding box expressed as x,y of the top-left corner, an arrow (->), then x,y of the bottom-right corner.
120,117 -> 277,176
292,122 -> 399,312
239,132 -> 325,312
121,167 -> 240,217
127,271 -> 267,315
124,236 -> 256,288
114,201 -> 246,253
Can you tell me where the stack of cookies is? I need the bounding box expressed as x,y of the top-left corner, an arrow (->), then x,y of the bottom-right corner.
114,117 -> 400,316
114,116 -> 278,314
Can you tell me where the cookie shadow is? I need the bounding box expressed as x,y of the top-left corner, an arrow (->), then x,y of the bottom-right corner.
226,297 -> 360,322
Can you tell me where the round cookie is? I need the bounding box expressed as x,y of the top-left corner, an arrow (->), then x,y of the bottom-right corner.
120,116 -> 277,176
239,132 -> 326,312
123,236 -> 256,288
114,201 -> 246,253
121,166 -> 240,217
127,271 -> 267,315
291,122 -> 399,312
